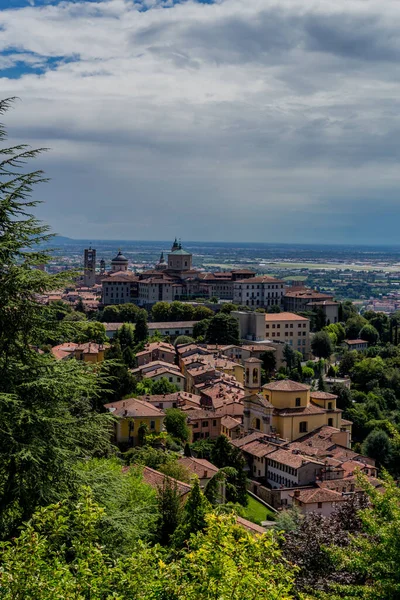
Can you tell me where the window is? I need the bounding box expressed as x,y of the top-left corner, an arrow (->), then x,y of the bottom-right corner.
255,418 -> 261,430
150,421 -> 155,429
328,418 -> 334,427
213,419 -> 217,426
299,421 -> 308,433
328,402 -> 332,409
193,422 -> 198,428
295,397 -> 301,407
169,377 -> 173,382
317,502 -> 323,509
202,421 -> 209,427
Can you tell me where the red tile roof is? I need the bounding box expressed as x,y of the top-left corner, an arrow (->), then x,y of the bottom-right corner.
263,379 -> 310,392
141,466 -> 191,497
104,397 -> 165,418
291,487 -> 345,504
268,448 -> 323,469
178,457 -> 219,479
264,312 -> 309,322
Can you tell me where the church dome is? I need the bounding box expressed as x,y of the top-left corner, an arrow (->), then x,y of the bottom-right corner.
111,250 -> 128,264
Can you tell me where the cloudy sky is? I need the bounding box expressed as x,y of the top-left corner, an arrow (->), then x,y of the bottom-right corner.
1,0 -> 400,243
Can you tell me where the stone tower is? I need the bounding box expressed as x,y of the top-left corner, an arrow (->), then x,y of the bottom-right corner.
83,247 -> 96,287
243,357 -> 262,393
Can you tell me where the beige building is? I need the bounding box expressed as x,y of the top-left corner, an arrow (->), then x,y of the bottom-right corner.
264,312 -> 310,358
243,379 -> 351,443
233,276 -> 285,308
231,311 -> 310,358
283,288 -> 334,312
290,487 -> 346,517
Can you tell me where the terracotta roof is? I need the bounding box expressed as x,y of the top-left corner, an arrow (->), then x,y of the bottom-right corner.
268,448 -> 323,469
235,276 -> 283,284
236,516 -> 266,535
341,418 -> 353,425
310,391 -> 338,400
232,432 -> 268,448
221,416 -> 242,430
242,345 -> 276,353
244,357 -> 263,364
263,379 -> 310,392
344,339 -> 368,345
148,321 -> 198,329
244,392 -> 274,410
241,440 -> 278,458
141,466 -> 191,497
184,408 -> 221,421
215,403 -> 244,418
318,476 -> 382,493
264,312 -> 309,322
291,487 -> 345,504
178,457 -> 219,479
51,342 -> 79,360
75,342 -> 104,354
284,290 -> 333,299
104,397 -> 165,418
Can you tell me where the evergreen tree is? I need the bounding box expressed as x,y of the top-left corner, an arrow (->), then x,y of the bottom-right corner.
156,477 -> 182,546
0,99 -> 113,536
134,310 -> 149,344
173,479 -> 210,547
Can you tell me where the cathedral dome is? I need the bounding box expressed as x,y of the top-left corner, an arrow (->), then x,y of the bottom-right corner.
111,250 -> 128,264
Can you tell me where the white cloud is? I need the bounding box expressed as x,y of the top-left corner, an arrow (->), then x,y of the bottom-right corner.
1,0 -> 400,242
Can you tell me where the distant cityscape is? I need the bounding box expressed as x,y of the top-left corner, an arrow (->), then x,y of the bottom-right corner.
40,238 -> 400,314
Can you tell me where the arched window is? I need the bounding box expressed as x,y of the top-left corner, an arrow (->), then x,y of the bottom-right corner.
252,367 -> 258,384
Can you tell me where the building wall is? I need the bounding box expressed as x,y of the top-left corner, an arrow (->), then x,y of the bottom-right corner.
267,459 -> 323,488
116,415 -> 165,445
293,498 -> 343,517
102,281 -> 137,305
264,317 -> 310,358
233,281 -> 284,308
147,371 -> 185,390
262,389 -> 309,410
272,412 -> 342,441
74,349 -> 105,363
190,417 -> 222,441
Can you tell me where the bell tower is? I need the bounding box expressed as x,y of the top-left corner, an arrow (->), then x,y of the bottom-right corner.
83,247 -> 96,287
243,357 -> 262,393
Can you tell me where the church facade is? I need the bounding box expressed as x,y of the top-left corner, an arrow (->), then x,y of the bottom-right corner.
243,378 -> 352,445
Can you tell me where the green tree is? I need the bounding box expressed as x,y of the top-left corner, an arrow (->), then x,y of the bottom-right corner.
119,303 -> 140,323
283,344 -> 296,370
156,476 -> 182,545
325,474 -> 400,599
102,305 -> 121,322
359,323 -> 380,346
345,315 -> 367,340
192,305 -> 214,320
164,408 -> 190,442
151,377 -> 179,394
174,334 -> 194,346
311,331 -> 333,360
116,322 -> 135,350
134,310 -> 149,344
151,302 -> 171,322
260,350 -> 276,374
163,513 -> 296,599
331,383 -> 352,411
205,313 -> 240,345
122,346 -> 136,368
75,458 -> 158,556
362,429 -> 391,469
219,302 -> 239,314
172,478 -> 210,547
193,318 -> 211,340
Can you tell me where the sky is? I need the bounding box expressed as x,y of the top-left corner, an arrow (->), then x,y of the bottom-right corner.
1,0 -> 400,243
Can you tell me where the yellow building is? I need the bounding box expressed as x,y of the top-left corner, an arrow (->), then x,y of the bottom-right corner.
104,397 -> 165,446
243,379 -> 352,445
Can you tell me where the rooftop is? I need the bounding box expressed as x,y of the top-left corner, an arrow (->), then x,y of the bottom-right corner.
344,339 -> 368,345
104,397 -> 165,418
291,487 -> 345,504
264,312 -> 309,322
263,379 -> 310,392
